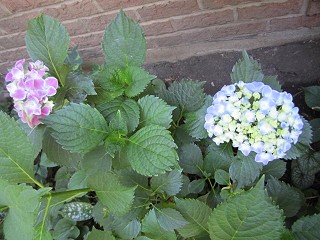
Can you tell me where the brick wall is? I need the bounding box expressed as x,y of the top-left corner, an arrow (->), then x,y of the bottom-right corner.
0,0 -> 319,74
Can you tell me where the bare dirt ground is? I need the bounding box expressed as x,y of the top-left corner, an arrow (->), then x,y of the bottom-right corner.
145,39 -> 320,120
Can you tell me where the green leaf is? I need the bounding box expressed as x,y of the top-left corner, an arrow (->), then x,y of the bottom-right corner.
229,152 -> 263,189
65,46 -> 83,71
208,177 -> 284,239
26,14 -> 69,84
127,125 -> 178,176
114,219 -> 141,239
261,160 -> 286,180
183,95 -> 211,139
310,118 -> 320,142
0,112 -> 37,184
61,202 -> 93,221
231,50 -> 264,83
97,97 -> 140,133
214,169 -> 230,185
203,142 -> 233,174
178,143 -> 203,175
138,95 -> 175,129
188,179 -> 205,194
103,10 -> 146,67
291,151 -> 320,189
266,177 -> 304,217
43,103 -> 108,153
263,75 -> 282,91
0,179 -> 40,240
125,67 -> 156,97
142,209 -> 176,240
151,170 -> 182,196
68,170 -> 88,190
87,172 -> 136,214
42,130 -> 82,169
155,208 -> 188,231
86,228 -> 115,240
175,198 -> 211,238
292,214 -> 320,240
304,86 -> 320,111
52,218 -> 80,240
158,79 -> 206,112
18,121 -> 45,158
64,72 -> 96,103
34,224 -> 53,240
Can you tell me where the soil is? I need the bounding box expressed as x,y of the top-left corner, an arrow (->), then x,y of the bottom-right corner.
145,39 -> 320,120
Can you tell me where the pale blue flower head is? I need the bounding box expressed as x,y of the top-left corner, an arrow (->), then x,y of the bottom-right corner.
245,81 -> 264,92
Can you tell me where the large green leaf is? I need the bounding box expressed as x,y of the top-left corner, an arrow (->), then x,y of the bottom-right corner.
203,142 -> 233,174
151,170 -> 182,196
178,143 -> 204,176
97,97 -> 140,133
125,67 -> 156,97
183,95 -> 211,139
175,198 -> 211,238
42,130 -> 82,169
208,177 -> 284,239
52,218 -> 80,240
43,103 -> 108,154
0,112 -> 37,184
138,95 -> 175,129
266,177 -> 304,217
141,209 -> 176,240
103,10 -> 146,67
87,172 -> 136,214
127,125 -> 179,176
303,86 -> 320,111
158,79 -> 206,112
231,50 -> 264,83
291,214 -> 320,240
310,118 -> 320,142
261,160 -> 286,180
229,152 -> 263,189
0,179 -> 40,240
25,14 -> 69,83
155,208 -> 188,231
86,228 -> 115,240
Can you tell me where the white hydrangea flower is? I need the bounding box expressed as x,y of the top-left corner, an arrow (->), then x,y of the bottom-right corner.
204,81 -> 304,165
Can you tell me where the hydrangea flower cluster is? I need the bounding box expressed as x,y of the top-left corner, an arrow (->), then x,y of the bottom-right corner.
204,81 -> 304,165
5,59 -> 58,128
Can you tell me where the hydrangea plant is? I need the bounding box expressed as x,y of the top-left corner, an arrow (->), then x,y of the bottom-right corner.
0,11 -> 319,240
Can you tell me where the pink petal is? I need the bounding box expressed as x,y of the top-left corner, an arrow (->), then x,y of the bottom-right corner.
15,59 -> 25,71
11,89 -> 27,100
45,77 -> 58,89
5,72 -> 13,82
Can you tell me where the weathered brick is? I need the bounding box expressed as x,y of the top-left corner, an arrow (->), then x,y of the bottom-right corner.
137,0 -> 199,21
238,0 -> 303,20
307,0 -> 320,16
142,19 -> 174,36
147,21 -> 267,48
198,0 -> 262,9
171,9 -> 234,31
64,9 -> 138,36
270,14 -> 320,31
95,0 -> 160,11
78,46 -> 104,67
1,0 -> 63,13
0,47 -> 29,63
43,0 -> 102,22
0,11 -> 39,34
0,4 -> 11,18
71,32 -> 104,49
0,32 -> 26,51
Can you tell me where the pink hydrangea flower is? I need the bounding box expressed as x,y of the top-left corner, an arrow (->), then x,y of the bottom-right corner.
5,59 -> 58,128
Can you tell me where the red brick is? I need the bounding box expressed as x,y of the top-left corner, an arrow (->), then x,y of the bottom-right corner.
0,4 -> 11,18
307,0 -> 320,16
270,14 -> 320,31
1,0 -> 63,13
0,47 -> 29,63
78,46 -> 104,68
0,32 -> 26,51
238,0 -> 303,20
137,0 -> 199,21
171,9 -> 234,31
0,11 -> 39,34
64,10 -> 138,36
198,0 -> 262,9
142,19 -> 174,36
43,0 -> 102,22
71,32 -> 104,49
147,21 -> 267,48
95,0 -> 160,11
